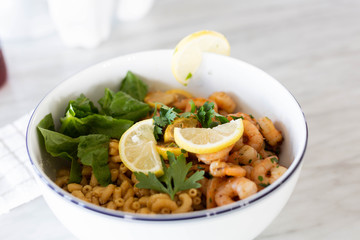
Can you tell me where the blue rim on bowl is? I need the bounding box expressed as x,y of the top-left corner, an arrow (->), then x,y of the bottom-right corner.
25,50 -> 308,222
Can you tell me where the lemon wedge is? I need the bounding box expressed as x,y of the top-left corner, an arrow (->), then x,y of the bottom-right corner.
119,119 -> 163,176
174,119 -> 243,154
171,30 -> 231,86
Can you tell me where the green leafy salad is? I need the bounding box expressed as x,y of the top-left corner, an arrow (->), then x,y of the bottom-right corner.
38,71 -> 149,186
37,71 -> 206,197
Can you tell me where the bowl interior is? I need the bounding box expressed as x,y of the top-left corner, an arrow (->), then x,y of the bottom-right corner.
27,49 -> 307,217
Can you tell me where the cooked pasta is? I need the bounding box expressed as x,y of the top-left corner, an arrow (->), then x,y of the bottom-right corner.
55,90 -> 287,214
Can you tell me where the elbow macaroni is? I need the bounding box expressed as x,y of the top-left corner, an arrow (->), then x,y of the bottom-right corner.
57,160 -> 206,214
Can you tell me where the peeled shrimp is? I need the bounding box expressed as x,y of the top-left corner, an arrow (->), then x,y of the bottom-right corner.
250,156 -> 286,185
214,177 -> 257,206
231,136 -> 244,152
258,117 -> 283,147
269,166 -> 287,183
242,165 -> 253,179
227,112 -> 259,152
258,149 -> 276,159
206,177 -> 225,209
209,92 -> 236,113
227,112 -> 259,129
144,91 -> 176,108
242,120 -> 264,152
209,161 -> 246,177
166,89 -> 192,111
228,145 -> 258,166
184,98 -> 218,113
196,145 -> 234,164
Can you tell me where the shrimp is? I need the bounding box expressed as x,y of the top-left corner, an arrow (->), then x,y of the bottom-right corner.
231,136 -> 244,152
228,145 -> 258,166
250,156 -> 286,185
196,144 -> 234,164
166,89 -> 192,111
209,161 -> 246,177
226,113 -> 258,152
242,165 -> 253,179
144,91 -> 176,108
172,98 -> 189,111
206,177 -> 225,209
197,178 -> 209,196
184,98 -> 218,113
214,177 -> 257,206
209,92 -> 236,113
258,149 -> 276,159
258,117 -> 283,147
242,120 -> 264,152
227,112 -> 259,129
269,166 -> 287,184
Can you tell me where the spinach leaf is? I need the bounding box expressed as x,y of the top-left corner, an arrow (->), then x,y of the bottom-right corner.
37,114 -> 82,183
69,158 -> 82,184
38,124 -> 112,185
77,134 -> 111,186
97,87 -> 114,113
37,127 -> 82,183
37,113 -> 55,131
60,105 -> 88,137
84,114 -> 133,139
64,94 -> 98,118
60,105 -> 133,139
38,127 -> 79,161
98,88 -> 150,121
119,71 -> 148,101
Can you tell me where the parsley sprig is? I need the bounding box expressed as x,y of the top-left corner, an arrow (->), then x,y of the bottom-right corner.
134,152 -> 204,199
152,104 -> 179,140
184,100 -> 230,128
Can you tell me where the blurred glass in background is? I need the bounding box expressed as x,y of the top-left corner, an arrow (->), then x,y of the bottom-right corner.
116,0 -> 154,22
0,0 -> 154,48
0,0 -> 54,42
0,42 -> 6,88
47,0 -> 115,49
47,0 -> 154,48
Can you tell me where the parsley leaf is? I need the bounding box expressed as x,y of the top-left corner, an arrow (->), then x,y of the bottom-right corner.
270,157 -> 279,164
196,101 -> 216,128
133,171 -> 168,193
259,183 -> 270,188
214,112 -> 230,124
134,152 -> 204,199
152,104 -> 179,140
185,72 -> 192,80
189,99 -> 196,113
195,101 -> 230,128
229,115 -> 244,120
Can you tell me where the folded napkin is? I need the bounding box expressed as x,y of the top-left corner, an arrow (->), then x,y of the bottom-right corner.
0,113 -> 41,215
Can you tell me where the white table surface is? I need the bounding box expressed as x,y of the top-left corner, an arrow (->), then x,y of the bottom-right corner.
1,0 -> 360,239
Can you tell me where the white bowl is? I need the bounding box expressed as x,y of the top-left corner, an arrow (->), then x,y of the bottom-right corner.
26,50 -> 308,240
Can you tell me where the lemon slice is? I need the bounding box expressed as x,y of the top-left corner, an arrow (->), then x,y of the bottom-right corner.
155,143 -> 188,160
119,119 -> 163,176
171,30 -> 231,86
164,117 -> 199,143
174,119 -> 243,154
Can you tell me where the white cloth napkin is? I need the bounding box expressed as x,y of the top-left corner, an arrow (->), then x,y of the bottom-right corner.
0,113 -> 41,215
